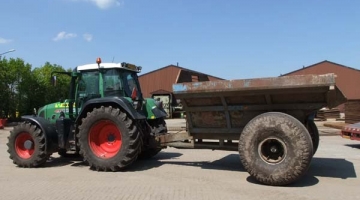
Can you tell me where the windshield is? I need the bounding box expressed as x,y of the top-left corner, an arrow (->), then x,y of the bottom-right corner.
103,69 -> 122,96
103,69 -> 141,98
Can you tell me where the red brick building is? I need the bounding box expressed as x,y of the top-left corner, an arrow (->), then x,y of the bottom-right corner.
282,60 -> 360,101
139,64 -> 223,98
138,64 -> 223,118
282,60 -> 360,120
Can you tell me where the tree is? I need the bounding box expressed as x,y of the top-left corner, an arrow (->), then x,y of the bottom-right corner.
0,58 -> 71,120
32,62 -> 71,111
0,58 -> 32,119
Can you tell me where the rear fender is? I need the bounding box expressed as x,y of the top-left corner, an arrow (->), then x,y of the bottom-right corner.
75,96 -> 146,125
21,115 -> 58,153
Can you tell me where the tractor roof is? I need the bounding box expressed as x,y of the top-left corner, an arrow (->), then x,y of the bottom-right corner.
77,63 -> 140,73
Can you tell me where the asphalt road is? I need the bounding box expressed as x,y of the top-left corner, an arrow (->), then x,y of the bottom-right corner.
0,120 -> 359,200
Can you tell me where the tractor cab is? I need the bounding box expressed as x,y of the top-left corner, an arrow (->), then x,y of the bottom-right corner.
48,58 -> 144,120
75,58 -> 143,107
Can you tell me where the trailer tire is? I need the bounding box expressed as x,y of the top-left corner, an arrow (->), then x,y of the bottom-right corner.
306,120 -> 319,155
7,122 -> 50,167
78,106 -> 141,171
238,112 -> 313,186
138,118 -> 167,159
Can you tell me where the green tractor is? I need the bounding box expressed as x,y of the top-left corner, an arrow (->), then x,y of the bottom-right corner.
7,58 -> 168,171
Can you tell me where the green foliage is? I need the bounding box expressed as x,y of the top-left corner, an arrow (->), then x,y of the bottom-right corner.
0,58 -> 71,120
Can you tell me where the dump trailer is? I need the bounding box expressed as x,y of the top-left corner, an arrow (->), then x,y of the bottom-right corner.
156,73 -> 346,186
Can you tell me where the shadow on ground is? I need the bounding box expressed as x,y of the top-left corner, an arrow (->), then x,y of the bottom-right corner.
345,144 -> 360,150
42,153 -> 84,168
41,151 -> 357,188
132,153 -> 357,187
125,153 -> 243,172
309,157 -> 357,179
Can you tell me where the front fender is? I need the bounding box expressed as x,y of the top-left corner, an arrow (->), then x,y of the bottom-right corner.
21,115 -> 58,153
144,98 -> 167,119
152,107 -> 167,118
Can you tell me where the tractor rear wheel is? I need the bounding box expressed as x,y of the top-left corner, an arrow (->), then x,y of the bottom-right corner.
7,123 -> 50,167
306,120 -> 319,155
238,112 -> 313,186
78,106 -> 141,171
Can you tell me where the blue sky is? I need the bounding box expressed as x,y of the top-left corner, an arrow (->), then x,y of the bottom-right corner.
1,0 -> 359,80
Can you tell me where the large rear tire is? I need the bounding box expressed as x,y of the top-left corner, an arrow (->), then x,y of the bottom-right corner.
78,106 -> 141,171
7,123 -> 50,167
306,120 -> 319,155
238,112 -> 313,186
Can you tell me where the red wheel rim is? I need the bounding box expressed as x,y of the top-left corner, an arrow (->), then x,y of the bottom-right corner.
15,132 -> 35,159
88,120 -> 122,159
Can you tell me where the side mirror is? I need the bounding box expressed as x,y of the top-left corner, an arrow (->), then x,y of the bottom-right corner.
51,75 -> 57,86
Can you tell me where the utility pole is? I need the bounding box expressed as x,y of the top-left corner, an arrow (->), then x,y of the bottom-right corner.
0,49 -> 16,59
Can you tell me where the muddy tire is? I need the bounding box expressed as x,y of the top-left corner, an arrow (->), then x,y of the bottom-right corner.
7,123 -> 50,167
306,120 -> 319,155
238,112 -> 313,186
138,118 -> 167,159
78,106 -> 141,171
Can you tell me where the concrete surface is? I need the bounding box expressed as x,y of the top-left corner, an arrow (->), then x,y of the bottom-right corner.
1,121 -> 360,200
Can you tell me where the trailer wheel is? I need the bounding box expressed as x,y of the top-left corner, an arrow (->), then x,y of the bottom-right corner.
138,118 -> 167,159
7,123 -> 50,167
238,112 -> 313,186
78,106 -> 141,171
306,120 -> 319,155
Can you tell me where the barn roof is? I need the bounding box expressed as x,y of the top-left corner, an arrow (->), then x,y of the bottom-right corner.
281,60 -> 360,76
139,64 -> 224,80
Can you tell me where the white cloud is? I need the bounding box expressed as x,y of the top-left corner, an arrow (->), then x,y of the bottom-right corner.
72,0 -> 123,9
0,37 -> 12,44
83,33 -> 93,42
53,31 -> 77,41
91,0 -> 122,9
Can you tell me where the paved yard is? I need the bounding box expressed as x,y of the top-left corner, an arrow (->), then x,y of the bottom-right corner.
0,121 -> 359,200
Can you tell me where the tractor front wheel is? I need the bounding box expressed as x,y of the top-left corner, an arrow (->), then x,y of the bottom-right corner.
78,106 -> 141,171
7,123 -> 50,167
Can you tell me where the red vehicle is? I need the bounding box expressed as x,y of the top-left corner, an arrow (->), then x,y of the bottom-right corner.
341,123 -> 360,141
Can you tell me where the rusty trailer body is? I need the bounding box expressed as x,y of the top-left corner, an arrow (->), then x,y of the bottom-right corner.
157,73 -> 346,186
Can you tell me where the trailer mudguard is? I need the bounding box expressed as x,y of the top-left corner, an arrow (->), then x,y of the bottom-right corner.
75,96 -> 146,124
21,115 -> 58,153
